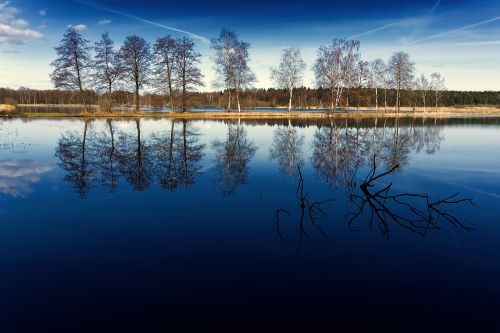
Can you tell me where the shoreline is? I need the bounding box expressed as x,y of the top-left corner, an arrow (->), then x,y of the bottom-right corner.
2,105 -> 500,119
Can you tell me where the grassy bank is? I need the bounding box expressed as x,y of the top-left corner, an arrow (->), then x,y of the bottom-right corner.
3,105 -> 500,120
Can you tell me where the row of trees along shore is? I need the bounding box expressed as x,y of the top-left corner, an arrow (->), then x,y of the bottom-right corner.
2,27 -> 499,112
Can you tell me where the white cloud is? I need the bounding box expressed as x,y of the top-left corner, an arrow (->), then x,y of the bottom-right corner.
0,23 -> 44,40
0,1 -> 44,44
39,9 -> 46,17
68,23 -> 87,32
98,19 -> 111,25
12,18 -> 27,27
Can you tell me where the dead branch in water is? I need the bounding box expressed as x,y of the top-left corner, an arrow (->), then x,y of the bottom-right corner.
347,155 -> 476,237
276,165 -> 334,251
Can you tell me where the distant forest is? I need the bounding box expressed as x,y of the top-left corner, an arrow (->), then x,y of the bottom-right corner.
1,87 -> 499,109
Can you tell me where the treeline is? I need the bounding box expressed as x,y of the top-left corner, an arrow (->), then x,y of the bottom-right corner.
2,26 -> 499,112
2,86 -> 499,109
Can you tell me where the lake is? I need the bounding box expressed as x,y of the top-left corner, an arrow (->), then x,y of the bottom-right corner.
1,117 -> 500,331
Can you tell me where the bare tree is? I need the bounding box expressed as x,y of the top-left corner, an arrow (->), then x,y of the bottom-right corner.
388,51 -> 415,112
119,35 -> 153,111
355,60 -> 370,88
211,29 -> 255,112
313,38 -> 360,112
50,27 -> 91,112
211,29 -> 238,111
173,37 -> 204,111
415,74 -> 430,111
93,32 -> 122,111
231,40 -> 255,112
430,72 -> 446,108
153,35 -> 177,111
270,47 -> 306,111
369,58 -> 387,111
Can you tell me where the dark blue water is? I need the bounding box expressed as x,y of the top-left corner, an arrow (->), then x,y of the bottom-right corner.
1,117 -> 499,331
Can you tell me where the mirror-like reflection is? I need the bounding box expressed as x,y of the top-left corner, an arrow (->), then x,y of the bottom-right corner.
212,121 -> 257,195
312,118 -> 444,187
55,120 -> 94,197
152,120 -> 205,191
270,118 -> 305,178
2,117 -> 500,331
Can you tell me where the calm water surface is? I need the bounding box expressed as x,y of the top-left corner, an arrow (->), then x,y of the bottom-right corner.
1,117 -> 500,331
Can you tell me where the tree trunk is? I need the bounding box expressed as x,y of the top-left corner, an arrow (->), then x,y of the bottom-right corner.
135,84 -> 140,112
236,89 -> 241,113
375,87 -> 378,111
384,88 -> 387,111
288,88 -> 293,112
108,82 -> 112,112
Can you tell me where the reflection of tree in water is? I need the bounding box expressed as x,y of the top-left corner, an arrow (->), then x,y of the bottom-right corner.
151,120 -> 205,190
312,119 -> 364,187
116,119 -> 153,191
55,119 -> 206,195
270,119 -> 305,178
312,118 -> 445,187
55,120 -> 94,197
92,119 -> 119,192
212,122 -> 257,195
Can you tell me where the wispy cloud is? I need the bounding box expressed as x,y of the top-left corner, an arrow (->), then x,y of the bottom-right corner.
348,21 -> 402,39
453,40 -> 500,47
75,0 -> 209,44
348,1 -> 440,40
38,9 -> 46,17
411,15 -> 500,44
2,48 -> 18,53
0,1 -> 44,44
68,23 -> 87,31
98,19 -> 111,25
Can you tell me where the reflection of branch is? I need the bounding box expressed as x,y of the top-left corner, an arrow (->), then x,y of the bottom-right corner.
347,155 -> 476,237
276,165 -> 333,251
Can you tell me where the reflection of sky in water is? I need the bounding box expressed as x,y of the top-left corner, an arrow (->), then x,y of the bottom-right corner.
0,159 -> 52,197
1,118 -> 500,330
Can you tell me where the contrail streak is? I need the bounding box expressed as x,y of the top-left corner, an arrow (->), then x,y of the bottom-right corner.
348,0 -> 441,40
411,15 -> 500,44
75,0 -> 210,44
348,21 -> 401,39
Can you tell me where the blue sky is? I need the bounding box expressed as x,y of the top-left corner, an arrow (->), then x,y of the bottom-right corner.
0,0 -> 499,90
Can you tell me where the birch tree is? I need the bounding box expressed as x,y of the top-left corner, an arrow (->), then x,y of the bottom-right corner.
313,38 -> 360,112
369,58 -> 387,111
388,51 -> 415,112
415,74 -> 430,111
211,29 -> 255,112
231,40 -> 255,112
50,27 -> 91,111
211,29 -> 238,111
270,47 -> 306,111
153,35 -> 177,111
93,32 -> 122,111
119,35 -> 153,111
355,60 -> 370,88
173,37 -> 204,111
430,72 -> 446,108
